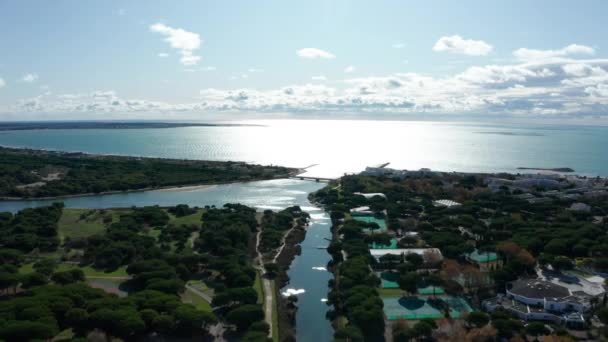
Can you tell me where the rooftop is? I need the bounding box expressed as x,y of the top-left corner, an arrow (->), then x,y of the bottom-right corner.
508,279 -> 570,300
354,192 -> 386,199
433,199 -> 461,208
370,248 -> 443,259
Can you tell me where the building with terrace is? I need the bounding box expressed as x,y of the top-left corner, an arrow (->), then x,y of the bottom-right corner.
483,278 -> 604,328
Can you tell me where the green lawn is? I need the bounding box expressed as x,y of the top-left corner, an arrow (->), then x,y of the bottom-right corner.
58,209 -> 109,241
271,280 -> 279,342
187,280 -> 214,297
181,288 -> 213,313
166,208 -> 204,227
378,288 -> 405,297
19,263 -> 128,278
52,328 -> 74,341
87,278 -> 128,297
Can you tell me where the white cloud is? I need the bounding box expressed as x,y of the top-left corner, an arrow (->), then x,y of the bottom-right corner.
344,65 -> 356,73
158,53 -> 169,58
311,75 -> 327,81
201,66 -> 216,71
248,68 -> 264,73
392,43 -> 405,49
0,78 -> 5,88
117,8 -> 126,16
513,44 -> 595,61
296,48 -> 335,59
22,73 -> 39,83
149,23 -> 202,66
433,35 -> 493,56
7,49 -> 608,118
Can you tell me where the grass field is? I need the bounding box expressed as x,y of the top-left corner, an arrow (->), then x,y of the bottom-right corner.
87,278 -> 128,297
181,288 -> 213,313
19,263 -> 128,278
271,280 -> 279,342
378,288 -> 404,297
187,279 -> 214,297
58,209 -> 109,241
166,208 -> 204,226
53,328 -> 75,341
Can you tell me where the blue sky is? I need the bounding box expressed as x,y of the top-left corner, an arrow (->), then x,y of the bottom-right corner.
1,0 -> 607,121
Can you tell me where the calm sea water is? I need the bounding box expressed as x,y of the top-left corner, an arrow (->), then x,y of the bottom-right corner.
1,120 -> 607,177
0,179 -> 334,342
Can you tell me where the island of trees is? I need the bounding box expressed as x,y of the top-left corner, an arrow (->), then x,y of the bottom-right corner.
0,147 -> 296,198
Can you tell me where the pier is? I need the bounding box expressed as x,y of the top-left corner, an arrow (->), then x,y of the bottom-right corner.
290,176 -> 334,182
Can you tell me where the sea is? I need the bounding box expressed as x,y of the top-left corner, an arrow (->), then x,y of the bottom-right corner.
1,120 -> 607,178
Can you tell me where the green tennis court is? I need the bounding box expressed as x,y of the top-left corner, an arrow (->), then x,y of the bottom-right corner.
467,249 -> 498,262
353,215 -> 387,232
378,271 -> 400,288
417,285 -> 445,295
383,295 -> 472,320
369,238 -> 398,249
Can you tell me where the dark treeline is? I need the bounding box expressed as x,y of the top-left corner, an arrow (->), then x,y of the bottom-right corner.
0,147 -> 294,198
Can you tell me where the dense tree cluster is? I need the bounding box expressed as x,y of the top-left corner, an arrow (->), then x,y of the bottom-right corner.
168,204 -> 197,217
194,204 -> 268,337
0,283 -> 215,341
0,203 -> 63,253
259,206 -> 308,255
0,147 -> 294,198
82,210 -> 161,270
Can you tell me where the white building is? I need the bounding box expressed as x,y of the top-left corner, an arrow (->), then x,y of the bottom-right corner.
433,199 -> 461,208
354,192 -> 387,199
370,248 -> 443,265
484,278 -> 604,327
569,202 -> 591,212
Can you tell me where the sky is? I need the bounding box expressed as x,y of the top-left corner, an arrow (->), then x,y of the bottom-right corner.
1,0 -> 607,122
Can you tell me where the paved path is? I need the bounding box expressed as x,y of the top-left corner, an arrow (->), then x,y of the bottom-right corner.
254,218 -> 300,339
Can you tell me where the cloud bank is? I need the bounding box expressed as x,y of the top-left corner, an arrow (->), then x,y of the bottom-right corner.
5,45 -> 608,119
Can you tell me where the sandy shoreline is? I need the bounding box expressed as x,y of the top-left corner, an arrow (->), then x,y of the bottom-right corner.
0,169 -> 309,202
153,184 -> 217,192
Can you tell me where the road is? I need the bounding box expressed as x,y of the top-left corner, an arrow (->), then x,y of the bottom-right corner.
255,230 -> 275,339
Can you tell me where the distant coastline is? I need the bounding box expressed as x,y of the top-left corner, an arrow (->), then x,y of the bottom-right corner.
0,146 -> 300,201
517,167 -> 575,173
0,121 -> 263,131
